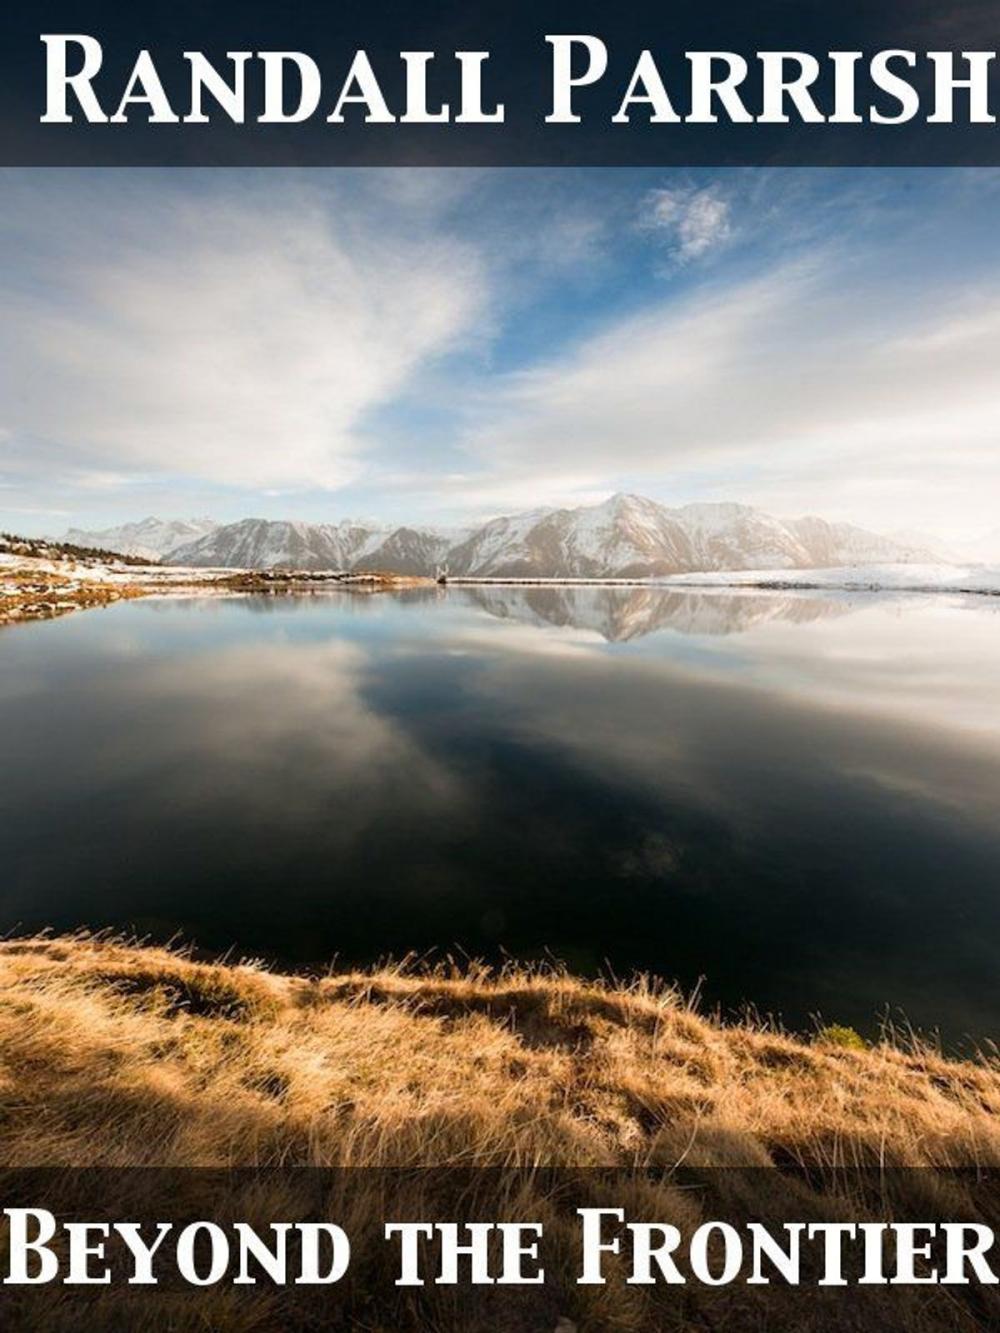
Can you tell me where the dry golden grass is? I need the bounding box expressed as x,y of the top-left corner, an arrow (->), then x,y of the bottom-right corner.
0,934 -> 997,1171
1,936 -> 998,1332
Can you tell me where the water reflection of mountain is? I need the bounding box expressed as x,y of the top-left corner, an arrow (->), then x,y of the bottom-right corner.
462,585 -> 856,642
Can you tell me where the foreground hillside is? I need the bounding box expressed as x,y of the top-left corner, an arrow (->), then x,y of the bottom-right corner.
1,937 -> 998,1331
2,936 -> 997,1171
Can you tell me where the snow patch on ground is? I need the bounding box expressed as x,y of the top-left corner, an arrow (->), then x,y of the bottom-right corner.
661,563 -> 1000,593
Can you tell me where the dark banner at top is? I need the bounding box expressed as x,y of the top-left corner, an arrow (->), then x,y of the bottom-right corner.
1,0 -> 1000,165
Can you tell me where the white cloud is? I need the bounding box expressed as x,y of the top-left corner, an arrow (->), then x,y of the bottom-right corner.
638,185 -> 731,262
0,187 -> 485,491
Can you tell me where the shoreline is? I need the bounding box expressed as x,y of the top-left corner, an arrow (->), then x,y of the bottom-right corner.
0,557 -> 433,627
5,549 -> 1000,631
441,570 -> 1000,596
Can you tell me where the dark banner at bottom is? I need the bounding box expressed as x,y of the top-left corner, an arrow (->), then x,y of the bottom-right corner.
0,1167 -> 998,1330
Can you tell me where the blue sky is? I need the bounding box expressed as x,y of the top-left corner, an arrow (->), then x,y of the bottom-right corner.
1,167 -> 999,540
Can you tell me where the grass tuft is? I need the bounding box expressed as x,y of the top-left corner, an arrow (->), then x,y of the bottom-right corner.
815,1023 -> 869,1052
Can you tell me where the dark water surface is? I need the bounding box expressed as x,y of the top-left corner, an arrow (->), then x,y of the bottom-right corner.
2,585 -> 999,1046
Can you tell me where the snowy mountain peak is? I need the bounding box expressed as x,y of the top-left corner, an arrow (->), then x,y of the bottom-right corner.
443,496 -> 941,579
64,517 -> 218,561
167,517 -> 452,575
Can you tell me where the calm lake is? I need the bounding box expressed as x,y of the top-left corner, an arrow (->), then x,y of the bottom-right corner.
2,585 -> 999,1046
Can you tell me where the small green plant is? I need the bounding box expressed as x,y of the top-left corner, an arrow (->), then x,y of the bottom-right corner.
816,1023 -> 868,1051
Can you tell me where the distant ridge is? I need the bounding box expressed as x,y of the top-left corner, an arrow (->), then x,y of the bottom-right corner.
154,494 -> 940,577
165,517 -> 457,575
65,517 -> 217,562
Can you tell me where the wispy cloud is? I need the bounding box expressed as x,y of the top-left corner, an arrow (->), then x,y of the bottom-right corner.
638,184 -> 732,263
458,252 -> 1000,533
0,181 -> 486,492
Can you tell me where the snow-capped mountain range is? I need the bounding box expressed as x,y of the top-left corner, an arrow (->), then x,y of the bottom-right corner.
64,517 -> 217,562
440,497 -> 940,579
65,495 -> 972,578
169,518 -> 457,575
